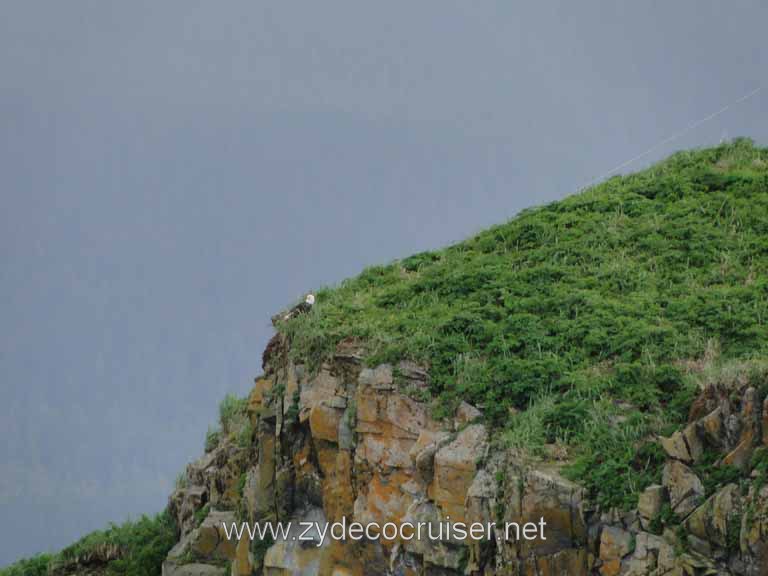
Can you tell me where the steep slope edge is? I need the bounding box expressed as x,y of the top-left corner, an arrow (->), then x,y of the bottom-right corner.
3,140 -> 768,575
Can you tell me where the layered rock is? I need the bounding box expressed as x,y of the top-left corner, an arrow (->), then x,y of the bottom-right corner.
163,333 -> 768,575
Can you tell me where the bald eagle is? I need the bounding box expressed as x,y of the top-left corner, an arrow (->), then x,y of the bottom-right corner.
282,294 -> 315,321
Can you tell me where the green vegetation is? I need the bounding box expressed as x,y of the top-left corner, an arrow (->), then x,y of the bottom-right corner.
0,554 -> 52,576
174,471 -> 187,490
278,139 -> 768,508
751,446 -> 768,491
674,525 -> 690,556
251,533 -> 274,571
694,448 -> 744,497
204,426 -> 220,453
0,512 -> 176,576
194,503 -> 211,528
562,409 -> 667,509
219,393 -> 249,435
203,393 -> 250,453
648,502 -> 677,535
235,472 -> 249,522
237,419 -> 254,448
727,512 -> 743,555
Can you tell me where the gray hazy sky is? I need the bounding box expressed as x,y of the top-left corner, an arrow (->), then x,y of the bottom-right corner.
1,0 -> 766,566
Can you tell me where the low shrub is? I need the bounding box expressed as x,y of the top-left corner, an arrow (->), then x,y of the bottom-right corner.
1,512 -> 176,576
219,393 -> 248,434
205,426 -> 220,453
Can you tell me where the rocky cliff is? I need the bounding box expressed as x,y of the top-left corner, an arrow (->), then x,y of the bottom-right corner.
161,140 -> 768,576
164,332 -> 768,576
4,140 -> 768,576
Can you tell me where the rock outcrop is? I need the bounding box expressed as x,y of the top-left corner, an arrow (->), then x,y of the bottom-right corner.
164,334 -> 768,575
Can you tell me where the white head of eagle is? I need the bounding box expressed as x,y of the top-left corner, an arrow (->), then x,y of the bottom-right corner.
305,294 -> 315,306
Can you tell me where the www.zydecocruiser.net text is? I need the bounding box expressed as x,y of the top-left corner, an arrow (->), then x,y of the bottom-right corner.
222,517 -> 547,548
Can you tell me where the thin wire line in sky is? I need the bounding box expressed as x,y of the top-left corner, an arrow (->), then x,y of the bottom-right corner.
580,85 -> 763,191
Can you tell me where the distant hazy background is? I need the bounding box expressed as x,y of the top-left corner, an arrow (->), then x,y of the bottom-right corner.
1,0 -> 766,566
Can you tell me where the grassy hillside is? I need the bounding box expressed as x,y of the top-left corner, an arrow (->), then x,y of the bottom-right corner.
3,139 -> 767,573
281,138 -> 768,507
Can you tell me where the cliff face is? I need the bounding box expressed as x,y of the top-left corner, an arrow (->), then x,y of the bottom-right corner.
164,333 -> 768,576
160,140 -> 768,576
5,141 -> 767,576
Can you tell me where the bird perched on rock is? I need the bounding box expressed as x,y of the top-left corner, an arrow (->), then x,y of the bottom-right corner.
282,293 -> 315,321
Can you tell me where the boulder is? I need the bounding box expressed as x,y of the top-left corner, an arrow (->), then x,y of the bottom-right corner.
169,485 -> 208,537
659,423 -> 703,464
662,461 -> 705,517
397,360 -> 430,390
191,510 -> 238,561
431,424 -> 487,523
194,442 -> 249,509
637,484 -> 666,530
598,526 -> 632,576
299,367 -> 343,422
164,510 -> 238,573
660,431 -> 690,461
723,387 -> 762,470
244,429 -> 277,522
353,469 -> 416,527
262,508 -> 328,576
247,377 -> 273,421
740,483 -> 768,573
740,387 -> 762,445
231,536 -> 252,576
355,366 -> 432,441
317,447 -> 355,522
309,402 -> 345,443
700,407 -> 725,449
401,500 -> 465,569
685,483 -> 741,548
621,532 -> 664,576
410,429 -> 450,474
497,463 -> 587,570
723,436 -> 755,471
454,401 -> 482,427
358,364 -> 394,390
